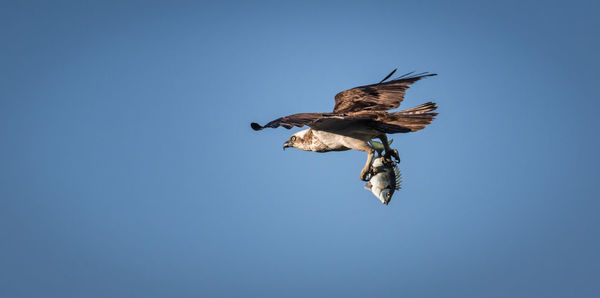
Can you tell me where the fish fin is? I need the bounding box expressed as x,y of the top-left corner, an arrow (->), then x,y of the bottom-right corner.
394,166 -> 402,190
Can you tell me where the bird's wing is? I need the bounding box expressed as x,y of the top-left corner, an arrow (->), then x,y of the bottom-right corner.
333,72 -> 436,113
250,113 -> 374,132
251,102 -> 438,133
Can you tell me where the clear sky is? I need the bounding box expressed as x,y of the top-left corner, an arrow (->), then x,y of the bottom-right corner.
2,1 -> 599,297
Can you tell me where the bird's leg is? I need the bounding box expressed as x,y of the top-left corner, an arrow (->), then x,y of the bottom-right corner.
348,140 -> 377,181
378,134 -> 400,163
359,146 -> 375,181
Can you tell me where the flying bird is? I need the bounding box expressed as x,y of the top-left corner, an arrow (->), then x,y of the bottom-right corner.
251,69 -> 438,181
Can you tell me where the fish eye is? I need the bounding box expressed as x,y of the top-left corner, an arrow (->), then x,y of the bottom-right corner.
290,136 -> 296,142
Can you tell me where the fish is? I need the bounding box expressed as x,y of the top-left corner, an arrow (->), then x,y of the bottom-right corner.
364,140 -> 402,205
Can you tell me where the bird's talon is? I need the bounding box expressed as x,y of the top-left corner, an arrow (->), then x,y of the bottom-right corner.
385,149 -> 400,163
360,171 -> 370,181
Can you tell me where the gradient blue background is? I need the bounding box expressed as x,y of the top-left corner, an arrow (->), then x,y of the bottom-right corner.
2,1 -> 599,297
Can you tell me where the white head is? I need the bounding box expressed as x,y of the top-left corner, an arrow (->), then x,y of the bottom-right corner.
283,129 -> 311,151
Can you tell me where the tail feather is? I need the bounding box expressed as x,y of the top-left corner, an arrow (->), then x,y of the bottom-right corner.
376,102 -> 438,133
397,102 -> 437,114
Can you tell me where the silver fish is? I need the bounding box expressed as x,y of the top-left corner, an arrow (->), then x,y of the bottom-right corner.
364,140 -> 401,205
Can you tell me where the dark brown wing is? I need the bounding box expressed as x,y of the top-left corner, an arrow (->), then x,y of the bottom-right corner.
251,102 -> 437,134
251,113 -> 327,130
333,72 -> 436,113
250,112 -> 374,131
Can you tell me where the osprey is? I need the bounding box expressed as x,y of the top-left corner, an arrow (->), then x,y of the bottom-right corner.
251,69 -> 438,181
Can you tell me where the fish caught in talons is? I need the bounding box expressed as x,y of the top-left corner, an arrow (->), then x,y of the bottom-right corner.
364,140 -> 402,205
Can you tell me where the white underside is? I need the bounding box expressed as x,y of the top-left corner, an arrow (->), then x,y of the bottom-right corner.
312,129 -> 375,151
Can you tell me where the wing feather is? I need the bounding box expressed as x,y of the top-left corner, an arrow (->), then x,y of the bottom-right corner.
251,102 -> 437,133
251,70 -> 438,133
250,113 -> 374,131
333,72 -> 436,113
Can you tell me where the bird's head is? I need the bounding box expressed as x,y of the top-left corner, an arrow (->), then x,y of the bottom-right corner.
283,129 -> 310,151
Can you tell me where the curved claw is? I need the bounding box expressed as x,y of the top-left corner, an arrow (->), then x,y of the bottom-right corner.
392,150 -> 400,163
360,169 -> 370,181
384,149 -> 400,163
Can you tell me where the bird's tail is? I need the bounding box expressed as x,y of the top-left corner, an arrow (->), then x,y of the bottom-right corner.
396,102 -> 438,115
377,102 -> 438,133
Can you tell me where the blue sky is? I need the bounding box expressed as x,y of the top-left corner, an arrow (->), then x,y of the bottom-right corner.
2,1 -> 599,297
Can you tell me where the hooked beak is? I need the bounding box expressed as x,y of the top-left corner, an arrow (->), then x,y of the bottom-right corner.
283,141 -> 291,150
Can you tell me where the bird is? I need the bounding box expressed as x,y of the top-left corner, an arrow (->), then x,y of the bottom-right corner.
250,69 -> 438,181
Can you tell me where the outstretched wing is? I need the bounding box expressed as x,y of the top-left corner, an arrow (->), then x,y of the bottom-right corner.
251,113 -> 328,130
251,102 -> 437,133
333,72 -> 436,113
250,113 -> 374,132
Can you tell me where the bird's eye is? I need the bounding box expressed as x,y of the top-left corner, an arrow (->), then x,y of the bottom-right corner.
290,136 -> 296,142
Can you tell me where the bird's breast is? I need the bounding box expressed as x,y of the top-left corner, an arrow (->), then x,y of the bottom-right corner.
309,130 -> 353,152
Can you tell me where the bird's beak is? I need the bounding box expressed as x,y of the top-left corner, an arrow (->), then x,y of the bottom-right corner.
283,141 -> 291,150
